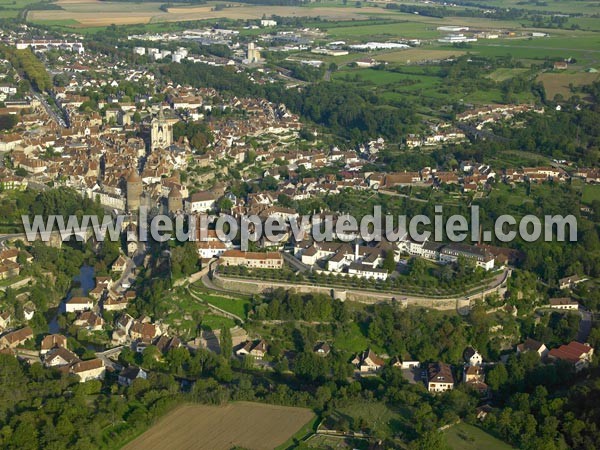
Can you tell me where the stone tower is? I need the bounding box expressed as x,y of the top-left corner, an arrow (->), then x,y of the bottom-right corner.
247,42 -> 261,63
168,186 -> 183,214
126,169 -> 142,212
150,107 -> 173,151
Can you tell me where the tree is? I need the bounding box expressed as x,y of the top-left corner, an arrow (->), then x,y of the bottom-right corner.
219,327 -> 232,357
0,115 -> 17,131
410,431 -> 451,450
217,197 -> 233,212
294,351 -> 327,381
382,250 -> 396,273
487,363 -> 509,391
170,242 -> 199,279
142,345 -> 161,368
409,257 -> 428,278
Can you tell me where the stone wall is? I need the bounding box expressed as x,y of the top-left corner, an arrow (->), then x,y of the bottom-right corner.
212,273 -> 462,310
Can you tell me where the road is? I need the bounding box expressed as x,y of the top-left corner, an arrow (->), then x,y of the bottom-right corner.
96,346 -> 124,371
377,189 -> 429,203
0,233 -> 26,244
112,255 -> 137,293
33,92 -> 67,128
282,251 -> 310,272
576,307 -> 593,344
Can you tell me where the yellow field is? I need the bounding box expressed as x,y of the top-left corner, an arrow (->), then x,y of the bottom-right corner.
29,0 -> 160,25
29,1 -> 389,26
537,71 -> 599,99
122,402 -> 315,450
378,48 -> 467,64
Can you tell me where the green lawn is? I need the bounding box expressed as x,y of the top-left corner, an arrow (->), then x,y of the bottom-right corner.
487,149 -> 552,169
329,400 -> 412,440
28,19 -> 80,27
0,0 -> 40,18
334,67 -> 440,88
275,414 -> 320,450
333,322 -> 370,353
306,434 -> 369,449
469,0 -> 600,15
487,68 -> 530,82
332,61 -> 537,105
582,184 -> 600,205
201,314 -> 236,331
161,288 -> 241,337
326,20 -> 439,40
444,422 -> 514,450
190,286 -> 250,319
466,34 -> 600,65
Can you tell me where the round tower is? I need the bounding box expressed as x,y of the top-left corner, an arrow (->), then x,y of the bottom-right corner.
126,169 -> 142,212
168,186 -> 183,214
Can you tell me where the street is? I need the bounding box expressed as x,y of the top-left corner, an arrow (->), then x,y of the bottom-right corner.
577,307 -> 593,344
32,92 -> 67,128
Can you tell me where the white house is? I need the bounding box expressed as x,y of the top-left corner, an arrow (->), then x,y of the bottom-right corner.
71,359 -> 105,382
186,191 -> 218,213
428,362 -> 455,393
118,366 -> 148,386
548,298 -> 579,310
65,297 -> 94,313
348,263 -> 388,281
463,347 -> 483,366
517,338 -> 549,358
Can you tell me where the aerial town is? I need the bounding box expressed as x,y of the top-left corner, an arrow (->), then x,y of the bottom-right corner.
0,1 -> 599,448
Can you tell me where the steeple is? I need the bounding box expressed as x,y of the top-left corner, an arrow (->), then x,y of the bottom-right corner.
150,105 -> 173,151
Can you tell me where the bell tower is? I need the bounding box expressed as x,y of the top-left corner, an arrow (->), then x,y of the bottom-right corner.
151,107 -> 173,150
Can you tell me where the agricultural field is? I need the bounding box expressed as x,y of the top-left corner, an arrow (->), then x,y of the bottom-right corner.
25,0 -> 596,34
378,48 -> 467,64
465,33 -> 600,66
467,0 -> 600,15
537,71 -> 600,99
324,20 -> 440,40
487,68 -> 530,82
332,67 -> 438,86
444,422 -> 514,450
27,0 -> 163,26
122,402 -> 316,450
28,0 -> 395,27
0,0 -> 42,18
332,65 -> 534,107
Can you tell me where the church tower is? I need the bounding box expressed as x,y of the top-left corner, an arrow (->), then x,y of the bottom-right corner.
150,107 -> 173,151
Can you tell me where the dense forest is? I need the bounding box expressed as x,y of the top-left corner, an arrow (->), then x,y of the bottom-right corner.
0,46 -> 51,92
0,188 -> 105,232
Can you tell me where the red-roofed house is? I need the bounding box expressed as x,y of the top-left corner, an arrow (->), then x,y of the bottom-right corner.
548,341 -> 594,371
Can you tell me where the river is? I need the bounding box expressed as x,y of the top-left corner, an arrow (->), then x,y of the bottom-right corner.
48,265 -> 95,334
